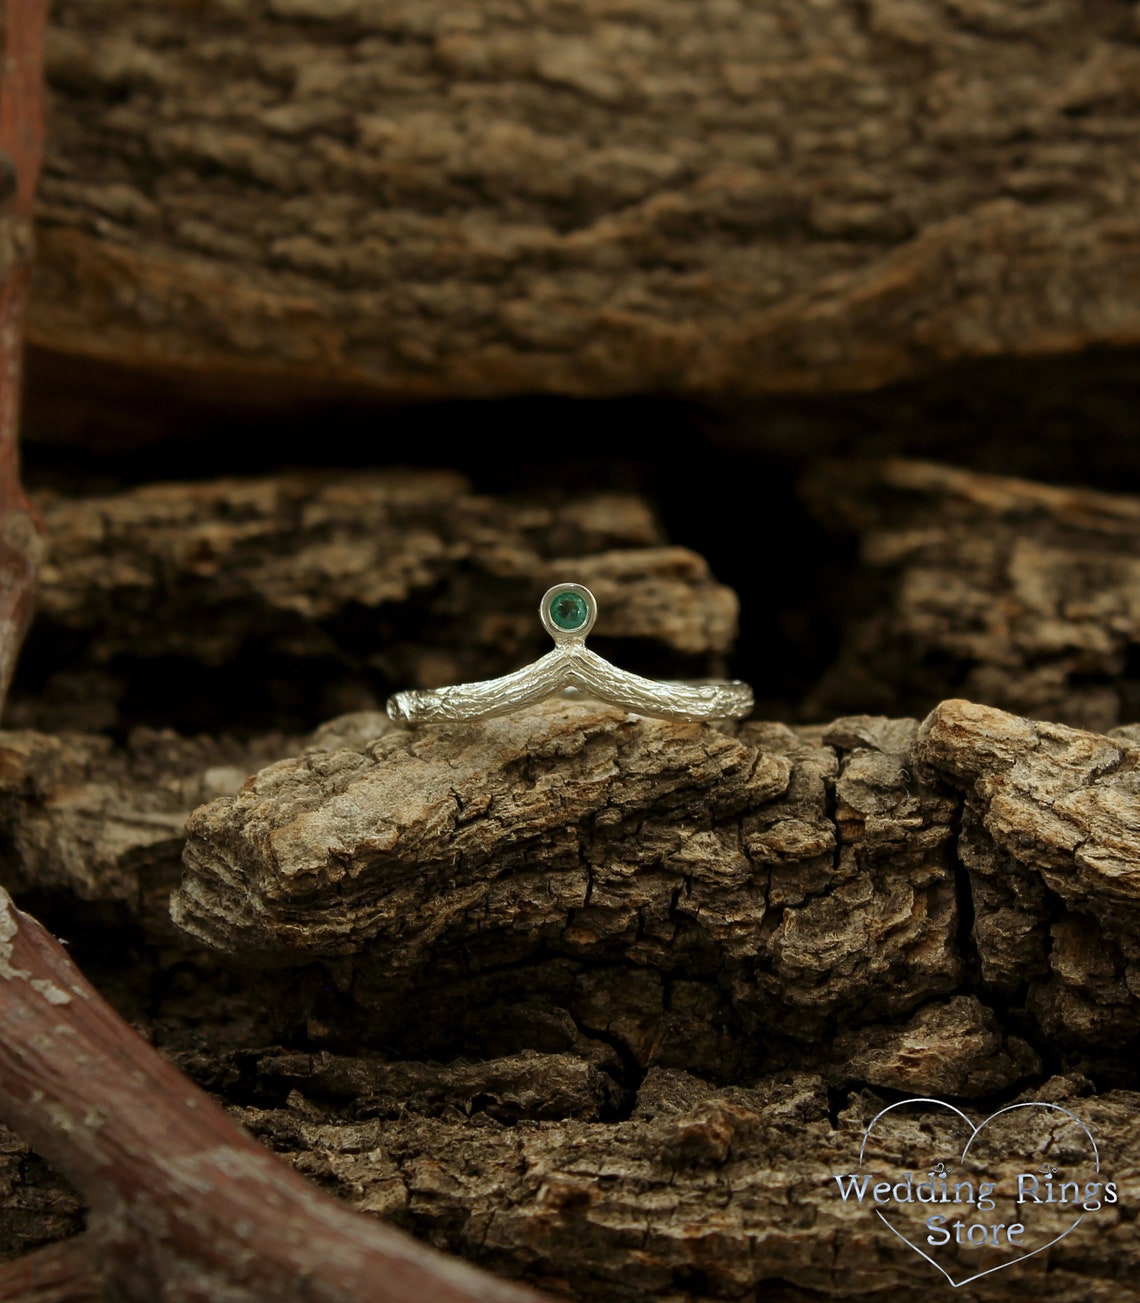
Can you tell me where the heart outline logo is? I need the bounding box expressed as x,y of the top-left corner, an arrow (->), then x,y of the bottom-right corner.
858,1098 -> 1099,1288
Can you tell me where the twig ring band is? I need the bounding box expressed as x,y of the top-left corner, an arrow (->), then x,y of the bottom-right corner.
386,583 -> 753,727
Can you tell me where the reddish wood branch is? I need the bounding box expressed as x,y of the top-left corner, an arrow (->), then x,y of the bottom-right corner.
0,887 -> 555,1303
0,1238 -> 101,1303
0,0 -> 47,710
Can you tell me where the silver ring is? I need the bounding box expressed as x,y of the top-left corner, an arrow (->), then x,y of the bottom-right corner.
386,582 -> 754,727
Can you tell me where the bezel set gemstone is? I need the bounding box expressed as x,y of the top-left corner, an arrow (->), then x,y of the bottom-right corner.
549,590 -> 589,631
539,582 -> 598,641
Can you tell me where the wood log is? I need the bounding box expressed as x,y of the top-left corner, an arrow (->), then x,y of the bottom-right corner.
10,1035 -> 1138,1300
170,698 -> 1140,1082
30,0 -> 1140,402
5,1039 -> 1139,1299
802,457 -> 1140,732
173,704 -> 961,1076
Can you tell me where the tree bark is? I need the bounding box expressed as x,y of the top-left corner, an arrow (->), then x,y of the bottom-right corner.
14,471 -> 735,734
223,1063 -> 1140,1302
0,724 -> 301,921
0,1128 -> 82,1270
4,699 -> 1140,1297
802,457 -> 1140,732
169,698 -> 1140,1081
30,0 -> 1140,403
3,453 -> 1140,1294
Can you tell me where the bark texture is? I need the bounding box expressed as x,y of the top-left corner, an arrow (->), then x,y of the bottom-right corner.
803,458 -> 1140,732
169,699 -> 1140,1084
31,0 -> 1140,401
4,452 -> 1140,1296
224,1067 -> 1140,1302
14,472 -> 735,734
3,699 -> 1140,1296
0,724 -> 299,917
173,704 -> 960,1077
0,1128 -> 81,1267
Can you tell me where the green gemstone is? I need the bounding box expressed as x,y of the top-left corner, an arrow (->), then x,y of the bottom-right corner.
549,590 -> 589,632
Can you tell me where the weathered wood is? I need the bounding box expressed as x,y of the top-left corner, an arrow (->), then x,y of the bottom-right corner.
226,1064 -> 1140,1302
3,699 -> 1140,1293
5,1042 -> 1139,1299
0,885 -> 555,1303
173,704 -> 963,1077
0,725 -> 300,925
803,458 -> 1140,732
916,699 -> 1140,1050
30,0 -> 1140,402
170,698 -> 1140,1084
13,471 -> 736,733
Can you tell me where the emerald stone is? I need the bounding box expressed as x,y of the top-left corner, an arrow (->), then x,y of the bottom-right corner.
549,590 -> 589,632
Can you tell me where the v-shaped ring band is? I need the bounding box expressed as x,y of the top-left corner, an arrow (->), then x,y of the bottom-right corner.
386,582 -> 754,727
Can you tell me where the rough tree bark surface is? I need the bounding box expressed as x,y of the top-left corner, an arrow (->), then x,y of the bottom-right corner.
29,0 -> 1140,401
0,1130 -> 80,1268
802,458 -> 1140,732
3,698 -> 1140,1297
12,472 -> 736,734
3,466 -> 1140,1297
171,698 -> 1140,1080
217,1069 -> 1140,1303
0,725 -> 300,921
